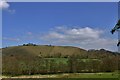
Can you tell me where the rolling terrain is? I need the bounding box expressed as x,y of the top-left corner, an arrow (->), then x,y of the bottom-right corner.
2,43 -> 120,77
2,44 -> 118,59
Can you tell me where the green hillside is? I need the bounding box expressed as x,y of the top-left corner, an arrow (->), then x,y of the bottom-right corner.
2,45 -> 87,59
2,44 -> 120,76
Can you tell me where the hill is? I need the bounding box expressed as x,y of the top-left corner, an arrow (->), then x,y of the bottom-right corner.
2,44 -> 87,58
2,44 -> 118,59
2,44 -> 120,76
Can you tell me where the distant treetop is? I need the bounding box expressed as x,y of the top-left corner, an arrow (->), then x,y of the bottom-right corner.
23,43 -> 38,46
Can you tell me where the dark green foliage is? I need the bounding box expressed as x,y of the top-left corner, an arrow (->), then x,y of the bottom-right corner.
23,43 -> 38,46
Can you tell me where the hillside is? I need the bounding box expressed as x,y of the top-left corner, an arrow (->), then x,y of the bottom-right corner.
2,45 -> 87,58
2,44 -> 119,59
2,44 -> 120,76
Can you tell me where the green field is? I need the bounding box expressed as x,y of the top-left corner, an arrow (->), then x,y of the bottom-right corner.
45,58 -> 100,64
2,73 -> 119,78
45,58 -> 68,64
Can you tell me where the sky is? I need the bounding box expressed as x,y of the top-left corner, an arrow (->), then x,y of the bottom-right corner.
1,1 -> 119,51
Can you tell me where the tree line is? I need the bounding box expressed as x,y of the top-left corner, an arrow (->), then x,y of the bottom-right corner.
2,53 -> 120,76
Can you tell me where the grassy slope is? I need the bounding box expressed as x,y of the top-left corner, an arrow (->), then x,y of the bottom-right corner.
2,45 -> 118,65
2,45 -> 86,58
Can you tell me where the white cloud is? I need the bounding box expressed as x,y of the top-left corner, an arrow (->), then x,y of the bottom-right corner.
0,0 -> 15,13
0,0 -> 9,9
41,26 -> 116,50
3,37 -> 20,42
7,9 -> 15,14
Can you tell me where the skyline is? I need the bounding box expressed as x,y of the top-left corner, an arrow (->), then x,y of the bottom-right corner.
2,2 -> 119,51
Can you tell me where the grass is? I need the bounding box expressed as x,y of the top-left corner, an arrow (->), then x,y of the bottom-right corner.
45,58 -> 68,64
55,73 -> 119,78
45,58 -> 100,64
2,73 -> 119,78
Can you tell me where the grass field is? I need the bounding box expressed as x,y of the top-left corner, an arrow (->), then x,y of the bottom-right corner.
2,73 -> 119,78
45,58 -> 100,64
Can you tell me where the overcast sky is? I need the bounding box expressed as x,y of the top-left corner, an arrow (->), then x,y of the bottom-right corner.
2,1 -> 119,51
